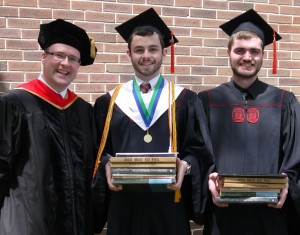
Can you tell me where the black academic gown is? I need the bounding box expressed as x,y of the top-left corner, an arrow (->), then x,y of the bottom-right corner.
198,79 -> 300,235
92,79 -> 214,235
0,79 -> 96,235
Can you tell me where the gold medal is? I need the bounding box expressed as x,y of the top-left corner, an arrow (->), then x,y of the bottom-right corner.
144,130 -> 152,143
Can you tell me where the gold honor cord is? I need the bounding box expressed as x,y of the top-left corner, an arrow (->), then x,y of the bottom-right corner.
93,84 -> 122,177
170,82 -> 181,203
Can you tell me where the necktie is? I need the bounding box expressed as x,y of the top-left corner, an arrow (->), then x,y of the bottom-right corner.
140,82 -> 151,94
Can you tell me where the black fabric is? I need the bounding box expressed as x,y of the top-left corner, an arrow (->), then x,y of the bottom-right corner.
219,9 -> 281,46
115,8 -> 178,48
199,80 -> 300,235
0,89 -> 97,235
92,88 -> 214,235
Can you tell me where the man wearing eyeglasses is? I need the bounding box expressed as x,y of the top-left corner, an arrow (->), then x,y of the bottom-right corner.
0,19 -> 97,235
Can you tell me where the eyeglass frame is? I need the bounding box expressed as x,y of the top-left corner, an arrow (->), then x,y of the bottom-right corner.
45,51 -> 81,65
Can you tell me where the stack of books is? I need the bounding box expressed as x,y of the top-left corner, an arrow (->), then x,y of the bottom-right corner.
216,174 -> 287,204
111,152 -> 177,188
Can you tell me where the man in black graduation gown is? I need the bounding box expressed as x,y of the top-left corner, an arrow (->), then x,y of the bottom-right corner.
198,9 -> 300,235
0,19 -> 97,235
92,8 -> 214,235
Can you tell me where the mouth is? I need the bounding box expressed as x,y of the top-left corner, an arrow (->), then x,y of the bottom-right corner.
56,69 -> 70,75
240,63 -> 254,69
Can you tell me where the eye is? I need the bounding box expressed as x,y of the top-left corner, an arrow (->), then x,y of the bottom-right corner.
54,53 -> 65,60
69,56 -> 79,63
233,48 -> 245,55
250,49 -> 261,55
134,48 -> 144,54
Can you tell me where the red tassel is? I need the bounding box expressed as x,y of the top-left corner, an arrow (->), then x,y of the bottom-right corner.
170,31 -> 175,73
272,30 -> 277,74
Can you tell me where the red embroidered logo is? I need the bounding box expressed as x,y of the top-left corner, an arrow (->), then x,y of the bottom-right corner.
232,108 -> 245,123
247,108 -> 259,123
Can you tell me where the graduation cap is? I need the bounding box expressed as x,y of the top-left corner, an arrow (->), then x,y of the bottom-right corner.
38,19 -> 97,66
220,9 -> 282,74
115,8 -> 178,73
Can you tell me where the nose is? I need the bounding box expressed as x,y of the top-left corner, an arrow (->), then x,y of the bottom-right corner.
243,51 -> 252,60
142,50 -> 151,58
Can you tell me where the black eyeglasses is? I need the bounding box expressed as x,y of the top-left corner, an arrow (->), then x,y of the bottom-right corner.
45,52 -> 81,65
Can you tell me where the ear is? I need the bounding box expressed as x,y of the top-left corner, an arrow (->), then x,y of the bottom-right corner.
41,52 -> 47,62
162,48 -> 167,57
126,48 -> 131,58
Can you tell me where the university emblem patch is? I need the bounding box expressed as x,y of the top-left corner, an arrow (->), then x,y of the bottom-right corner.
232,108 -> 245,123
247,108 -> 259,123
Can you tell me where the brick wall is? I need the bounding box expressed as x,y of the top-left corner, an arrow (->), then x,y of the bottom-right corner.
0,0 -> 299,233
0,0 -> 300,103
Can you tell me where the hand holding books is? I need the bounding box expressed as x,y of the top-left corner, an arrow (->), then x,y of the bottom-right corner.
215,173 -> 288,205
109,152 -> 177,192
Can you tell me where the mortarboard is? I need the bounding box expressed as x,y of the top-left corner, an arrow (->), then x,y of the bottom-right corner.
115,8 -> 178,73
220,9 -> 282,74
38,19 -> 97,66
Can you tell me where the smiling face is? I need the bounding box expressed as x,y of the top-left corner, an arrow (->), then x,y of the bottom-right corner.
228,35 -> 264,85
127,32 -> 167,82
41,43 -> 80,93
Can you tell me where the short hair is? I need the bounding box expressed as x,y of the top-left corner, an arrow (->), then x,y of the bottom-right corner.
228,30 -> 264,51
127,26 -> 165,51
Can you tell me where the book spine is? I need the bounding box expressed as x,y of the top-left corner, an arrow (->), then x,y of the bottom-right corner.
110,163 -> 176,168
216,196 -> 278,204
112,174 -> 176,178
111,168 -> 176,175
112,177 -> 176,184
221,177 -> 287,184
219,191 -> 280,197
115,153 -> 178,157
222,182 -> 286,189
111,157 -> 176,163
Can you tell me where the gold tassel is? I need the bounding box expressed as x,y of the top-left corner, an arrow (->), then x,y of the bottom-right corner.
89,37 -> 96,59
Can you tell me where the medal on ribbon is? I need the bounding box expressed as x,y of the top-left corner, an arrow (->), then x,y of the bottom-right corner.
133,75 -> 164,143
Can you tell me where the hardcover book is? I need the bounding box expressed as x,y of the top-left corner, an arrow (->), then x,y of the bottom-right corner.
216,196 -> 278,204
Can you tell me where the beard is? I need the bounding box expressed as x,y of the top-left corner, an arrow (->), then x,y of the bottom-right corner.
230,59 -> 262,80
131,58 -> 163,78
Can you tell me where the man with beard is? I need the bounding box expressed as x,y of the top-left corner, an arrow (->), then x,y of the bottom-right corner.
198,9 -> 300,235
92,8 -> 215,235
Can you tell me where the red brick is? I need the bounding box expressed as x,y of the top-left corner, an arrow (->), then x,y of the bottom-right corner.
4,0 -> 37,7
103,2 -> 132,13
71,1 -> 103,11
19,8 -> 52,19
0,61 -> 7,71
0,7 -> 18,17
90,74 -> 119,83
203,0 -> 228,9
78,64 -> 105,73
7,18 -> 40,29
6,39 -> 38,50
0,72 -> 24,81
85,12 -> 115,23
0,28 -> 21,39
53,10 -> 84,21
38,0 -> 70,9
0,50 -> 22,60
177,56 -> 203,65
8,61 -> 41,71
175,0 -> 201,7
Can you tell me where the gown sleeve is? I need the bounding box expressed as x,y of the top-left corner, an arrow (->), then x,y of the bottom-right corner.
92,93 -> 112,234
178,91 -> 215,224
0,93 -> 24,207
280,93 -> 300,228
